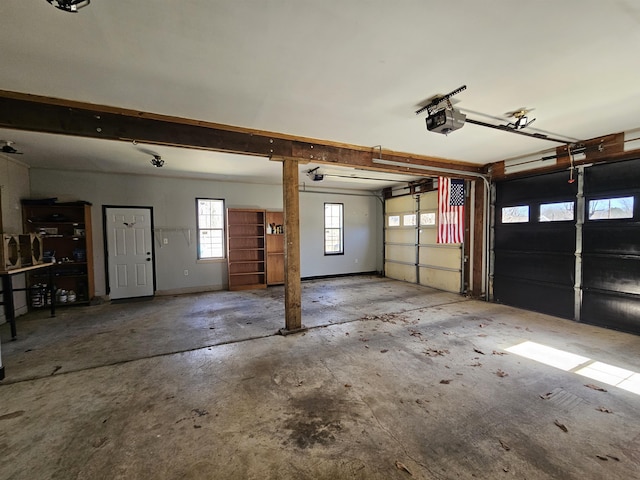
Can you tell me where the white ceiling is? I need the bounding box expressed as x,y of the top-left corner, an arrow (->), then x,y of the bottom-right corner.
1,1 -> 639,189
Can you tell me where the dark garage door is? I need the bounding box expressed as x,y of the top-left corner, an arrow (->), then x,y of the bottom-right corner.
494,171 -> 577,319
582,160 -> 640,333
494,159 -> 640,335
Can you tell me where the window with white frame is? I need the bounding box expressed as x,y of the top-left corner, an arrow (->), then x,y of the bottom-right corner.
324,203 -> 344,255
196,198 -> 225,259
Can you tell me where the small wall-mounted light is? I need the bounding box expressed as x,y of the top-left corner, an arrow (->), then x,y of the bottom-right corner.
306,167 -> 324,182
150,155 -> 165,168
45,0 -> 91,13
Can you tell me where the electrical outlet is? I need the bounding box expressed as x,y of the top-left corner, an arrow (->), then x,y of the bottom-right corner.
184,269 -> 189,276
163,238 -> 169,245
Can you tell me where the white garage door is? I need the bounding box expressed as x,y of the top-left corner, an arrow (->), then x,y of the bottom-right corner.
385,192 -> 462,293
384,195 -> 417,283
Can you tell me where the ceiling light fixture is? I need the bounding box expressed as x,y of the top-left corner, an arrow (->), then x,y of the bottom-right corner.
45,0 -> 91,13
1,140 -> 23,155
150,155 -> 165,168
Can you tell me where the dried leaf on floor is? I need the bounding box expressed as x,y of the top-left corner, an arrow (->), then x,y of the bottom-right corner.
440,379 -> 452,384
364,345 -> 369,349
585,384 -> 608,392
380,349 -> 389,353
473,348 -> 486,355
554,420 -> 568,433
606,454 -> 620,461
596,406 -> 613,413
499,439 -> 511,451
596,455 -> 608,461
344,384 -> 352,388
540,392 -> 553,400
492,350 -> 507,356
424,348 -> 449,357
395,460 -> 413,476
496,369 -> 509,378
503,466 -> 510,472
409,329 -> 423,338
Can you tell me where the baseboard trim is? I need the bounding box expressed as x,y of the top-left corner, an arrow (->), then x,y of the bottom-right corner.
155,284 -> 226,296
301,271 -> 380,282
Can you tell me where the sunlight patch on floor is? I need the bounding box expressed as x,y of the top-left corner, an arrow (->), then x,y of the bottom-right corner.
506,341 -> 639,395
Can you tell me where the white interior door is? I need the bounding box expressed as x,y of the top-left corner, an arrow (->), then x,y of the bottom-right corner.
105,207 -> 154,299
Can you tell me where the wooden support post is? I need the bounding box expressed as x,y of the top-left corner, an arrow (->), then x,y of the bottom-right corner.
472,178 -> 486,298
281,158 -> 304,333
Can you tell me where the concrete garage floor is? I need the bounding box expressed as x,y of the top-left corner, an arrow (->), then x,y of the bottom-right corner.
0,276 -> 639,480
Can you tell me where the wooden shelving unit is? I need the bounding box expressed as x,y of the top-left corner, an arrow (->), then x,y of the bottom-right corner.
22,201 -> 94,306
266,210 -> 284,285
226,208 -> 266,290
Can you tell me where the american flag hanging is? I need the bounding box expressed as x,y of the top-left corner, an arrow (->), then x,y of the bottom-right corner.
437,177 -> 465,244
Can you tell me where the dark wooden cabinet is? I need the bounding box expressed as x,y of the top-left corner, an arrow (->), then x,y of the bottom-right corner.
22,201 -> 94,306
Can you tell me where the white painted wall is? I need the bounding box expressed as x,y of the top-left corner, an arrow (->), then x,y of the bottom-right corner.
0,155 -> 31,321
29,170 -> 382,298
300,190 -> 382,277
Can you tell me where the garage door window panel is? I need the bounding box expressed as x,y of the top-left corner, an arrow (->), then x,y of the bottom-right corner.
540,201 -> 575,222
501,205 -> 530,224
588,196 -> 634,220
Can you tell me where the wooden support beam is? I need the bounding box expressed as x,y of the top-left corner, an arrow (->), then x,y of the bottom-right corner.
282,158 -> 303,333
0,90 -> 481,178
485,133 -> 630,181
